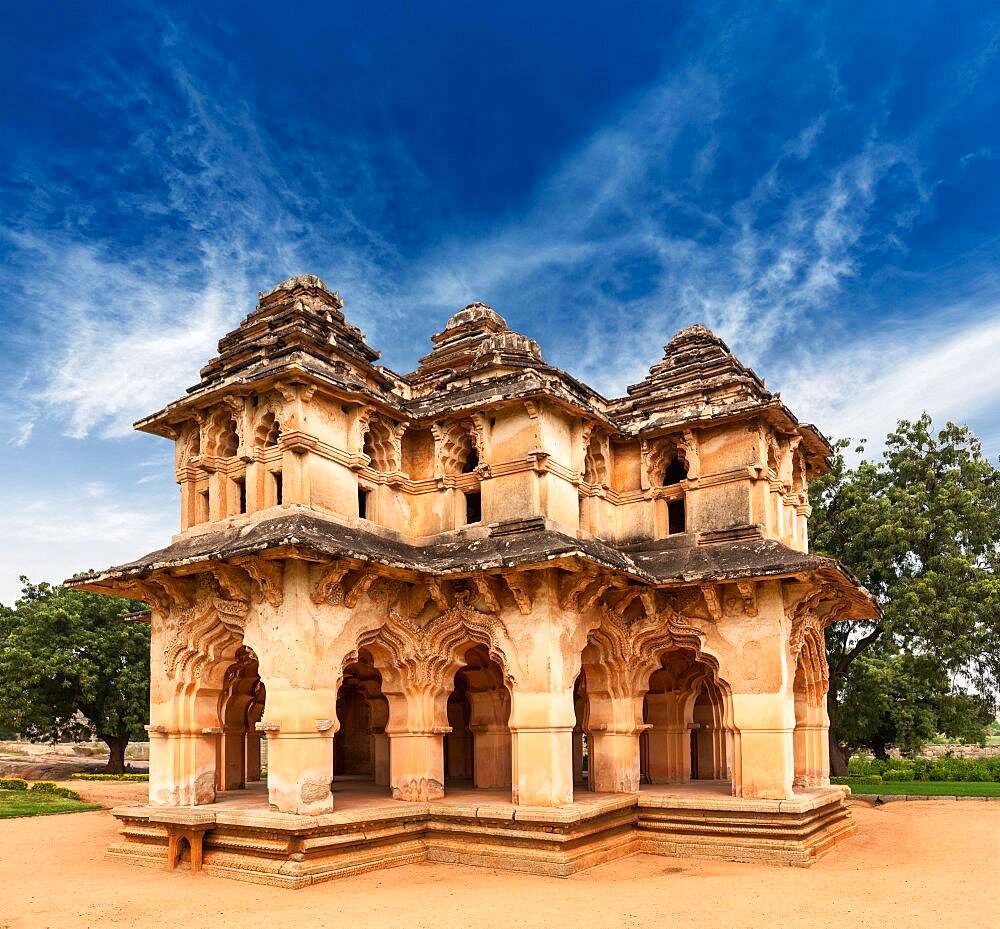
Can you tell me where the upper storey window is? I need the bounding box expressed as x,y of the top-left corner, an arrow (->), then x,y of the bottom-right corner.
256,412 -> 281,448
583,433 -> 608,486
438,421 -> 480,476
204,409 -> 240,458
436,420 -> 484,526
361,416 -> 400,473
646,439 -> 690,536
663,456 -> 687,486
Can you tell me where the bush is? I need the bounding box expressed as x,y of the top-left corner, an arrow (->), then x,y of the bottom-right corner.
832,775 -> 883,785
28,781 -> 82,800
882,768 -> 910,782
70,772 -> 149,782
0,777 -> 29,790
849,753 -> 1000,783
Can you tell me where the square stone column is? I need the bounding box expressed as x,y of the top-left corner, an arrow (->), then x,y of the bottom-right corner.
706,580 -> 798,801
731,694 -> 795,799
499,574 -> 597,807
147,725 -> 221,806
585,693 -> 645,793
386,730 -> 446,799
260,687 -> 337,814
643,692 -> 691,783
508,690 -> 574,806
383,688 -> 448,801
472,727 -> 512,788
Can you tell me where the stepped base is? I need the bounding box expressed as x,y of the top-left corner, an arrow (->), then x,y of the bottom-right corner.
108,782 -> 856,888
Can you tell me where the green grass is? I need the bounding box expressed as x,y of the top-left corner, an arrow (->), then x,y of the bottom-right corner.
847,780 -> 1000,797
0,789 -> 103,818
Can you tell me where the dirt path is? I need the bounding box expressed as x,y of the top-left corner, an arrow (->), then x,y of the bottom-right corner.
1,800 -> 997,929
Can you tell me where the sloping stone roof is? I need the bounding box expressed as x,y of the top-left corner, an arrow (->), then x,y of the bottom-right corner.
72,509 -> 872,602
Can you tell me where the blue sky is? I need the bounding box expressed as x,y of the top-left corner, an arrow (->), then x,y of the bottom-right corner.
1,1 -> 999,605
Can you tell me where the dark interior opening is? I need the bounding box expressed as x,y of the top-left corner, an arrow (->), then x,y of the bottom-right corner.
663,457 -> 688,486
667,498 -> 686,534
465,490 -> 482,524
273,471 -> 283,505
463,448 -> 480,473
358,487 -> 370,520
236,477 -> 247,514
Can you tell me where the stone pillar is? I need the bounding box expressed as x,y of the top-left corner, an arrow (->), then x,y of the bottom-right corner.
219,725 -> 246,790
585,693 -> 644,793
245,731 -> 262,783
385,689 -> 447,801
260,687 -> 336,814
500,577 -> 596,807
731,691 -> 794,799
793,699 -> 830,787
508,688 -> 575,806
643,692 -> 691,783
147,671 -> 223,807
471,726 -> 512,789
147,724 -> 220,806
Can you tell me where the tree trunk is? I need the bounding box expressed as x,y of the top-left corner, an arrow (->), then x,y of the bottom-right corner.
101,734 -> 129,774
827,691 -> 850,776
828,730 -> 850,776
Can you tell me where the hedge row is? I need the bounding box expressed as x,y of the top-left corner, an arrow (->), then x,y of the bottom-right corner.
28,781 -> 83,800
832,775 -> 883,785
848,754 -> 1000,783
0,778 -> 82,800
70,773 -> 149,782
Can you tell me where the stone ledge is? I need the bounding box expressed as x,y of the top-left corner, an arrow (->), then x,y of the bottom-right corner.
108,789 -> 856,887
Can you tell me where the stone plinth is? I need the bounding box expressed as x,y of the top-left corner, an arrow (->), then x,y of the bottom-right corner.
107,783 -> 855,888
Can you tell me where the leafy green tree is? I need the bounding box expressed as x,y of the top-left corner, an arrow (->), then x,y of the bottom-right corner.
0,578 -> 150,773
809,414 -> 1000,772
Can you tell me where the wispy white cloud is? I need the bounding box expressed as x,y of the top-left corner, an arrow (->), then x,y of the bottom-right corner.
0,491 -> 176,606
776,307 -> 1000,452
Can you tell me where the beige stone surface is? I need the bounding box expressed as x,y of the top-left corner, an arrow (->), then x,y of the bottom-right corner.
66,276 -> 881,874
0,801 -> 996,928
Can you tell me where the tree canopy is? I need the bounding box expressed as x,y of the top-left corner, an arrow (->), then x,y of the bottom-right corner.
0,578 -> 150,773
809,414 -> 1000,769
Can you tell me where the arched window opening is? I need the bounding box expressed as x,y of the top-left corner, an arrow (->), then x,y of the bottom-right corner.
439,422 -> 480,476
220,417 -> 239,458
663,455 -> 688,486
583,434 -> 608,486
335,652 -> 390,790
217,646 -> 266,792
792,630 -> 830,788
362,416 -> 399,473
767,441 -> 780,478
445,645 -> 511,789
573,673 -> 590,789
205,408 -> 240,458
642,649 -> 734,790
256,412 -> 281,448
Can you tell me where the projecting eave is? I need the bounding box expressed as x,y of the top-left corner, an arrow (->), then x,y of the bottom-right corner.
402,368 -> 614,428
133,359 -> 408,438
68,511 -> 878,621
613,398 -> 835,476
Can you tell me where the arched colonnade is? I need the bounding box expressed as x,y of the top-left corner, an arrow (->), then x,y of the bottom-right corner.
145,577 -> 832,814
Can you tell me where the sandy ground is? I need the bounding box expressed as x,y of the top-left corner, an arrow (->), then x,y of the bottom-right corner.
1,798 -> 998,929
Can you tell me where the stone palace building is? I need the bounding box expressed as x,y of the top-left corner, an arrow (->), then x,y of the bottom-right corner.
73,275 -> 877,886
